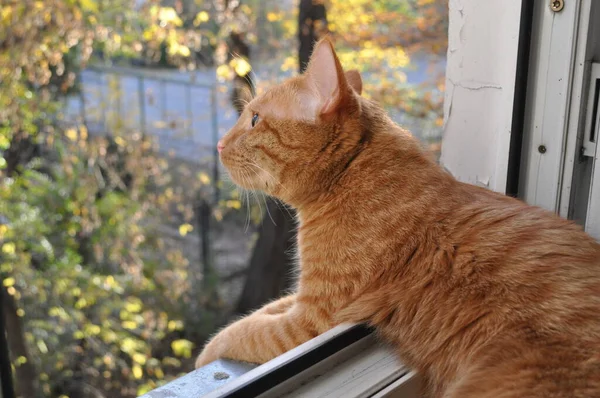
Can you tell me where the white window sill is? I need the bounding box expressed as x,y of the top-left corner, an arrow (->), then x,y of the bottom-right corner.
140,324 -> 419,398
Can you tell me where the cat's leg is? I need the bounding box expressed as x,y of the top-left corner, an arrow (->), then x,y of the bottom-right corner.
255,294 -> 296,315
442,341 -> 600,398
195,303 -> 323,367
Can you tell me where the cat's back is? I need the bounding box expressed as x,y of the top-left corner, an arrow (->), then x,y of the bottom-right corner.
446,182 -> 600,274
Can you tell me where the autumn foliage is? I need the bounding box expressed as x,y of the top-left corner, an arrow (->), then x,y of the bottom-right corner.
0,0 -> 447,396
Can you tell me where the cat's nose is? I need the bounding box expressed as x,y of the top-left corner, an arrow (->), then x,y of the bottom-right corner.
217,140 -> 225,153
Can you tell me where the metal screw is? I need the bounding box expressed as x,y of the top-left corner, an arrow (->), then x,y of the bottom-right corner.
550,0 -> 564,12
538,145 -> 547,154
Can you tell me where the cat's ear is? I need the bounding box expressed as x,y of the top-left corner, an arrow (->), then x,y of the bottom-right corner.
305,37 -> 354,115
345,70 -> 362,95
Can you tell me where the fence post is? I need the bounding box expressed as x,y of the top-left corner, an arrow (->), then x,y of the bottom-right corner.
185,85 -> 193,137
101,71 -> 107,132
137,75 -> 146,136
79,80 -> 87,129
210,86 -> 220,204
160,80 -> 167,124
197,197 -> 215,292
117,75 -> 123,125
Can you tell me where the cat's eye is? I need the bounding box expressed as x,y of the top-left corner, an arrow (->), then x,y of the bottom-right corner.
251,113 -> 259,128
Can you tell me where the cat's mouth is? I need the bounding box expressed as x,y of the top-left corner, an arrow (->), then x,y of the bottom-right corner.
221,160 -> 268,192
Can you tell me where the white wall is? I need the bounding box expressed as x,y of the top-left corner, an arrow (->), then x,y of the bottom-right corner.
440,1 -> 522,193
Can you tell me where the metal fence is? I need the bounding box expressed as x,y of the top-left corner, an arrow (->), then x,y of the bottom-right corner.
62,66 -> 242,307
66,65 -> 222,203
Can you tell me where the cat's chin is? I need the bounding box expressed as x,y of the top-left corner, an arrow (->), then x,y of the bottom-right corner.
227,170 -> 264,192
226,166 -> 277,194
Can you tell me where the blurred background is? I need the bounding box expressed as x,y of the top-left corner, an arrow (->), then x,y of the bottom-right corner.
0,0 -> 447,396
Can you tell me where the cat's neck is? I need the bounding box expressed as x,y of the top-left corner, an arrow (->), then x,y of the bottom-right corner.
298,125 -> 450,221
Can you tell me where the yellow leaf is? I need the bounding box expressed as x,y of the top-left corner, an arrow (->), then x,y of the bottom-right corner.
230,58 -> 252,77
142,28 -> 154,41
132,352 -> 147,365
167,320 -> 184,331
178,223 -> 193,237
65,128 -> 78,142
266,12 -> 280,22
194,11 -> 209,26
226,200 -> 241,210
197,172 -> 210,185
84,324 -> 101,336
125,297 -> 143,313
3,277 -> 15,287
101,330 -> 117,343
171,339 -> 194,358
37,340 -> 48,354
16,308 -> 24,317
2,242 -> 16,254
121,338 -> 138,354
74,298 -> 88,309
106,275 -> 116,287
158,7 -> 183,27
175,45 -> 191,57
280,56 -> 298,72
0,134 -> 10,149
114,136 -> 125,147
132,364 -> 143,379
137,383 -> 154,395
112,33 -> 122,47
1,6 -> 12,22
216,64 -> 231,81
155,367 -> 164,379
122,320 -> 137,330
80,0 -> 99,13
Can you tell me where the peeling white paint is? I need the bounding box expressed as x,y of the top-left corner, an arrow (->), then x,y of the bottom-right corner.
440,0 -> 522,194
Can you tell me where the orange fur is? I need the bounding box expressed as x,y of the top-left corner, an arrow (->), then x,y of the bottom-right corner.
195,38 -> 600,397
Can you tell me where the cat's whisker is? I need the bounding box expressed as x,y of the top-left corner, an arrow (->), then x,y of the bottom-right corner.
247,161 -> 293,197
243,161 -> 296,221
239,168 -> 253,233
252,189 -> 263,222
272,196 -> 296,222
243,164 -> 277,226
240,166 -> 264,224
261,191 -> 276,226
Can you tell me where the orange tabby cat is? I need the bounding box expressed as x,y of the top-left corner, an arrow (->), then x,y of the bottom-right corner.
195,38 -> 600,397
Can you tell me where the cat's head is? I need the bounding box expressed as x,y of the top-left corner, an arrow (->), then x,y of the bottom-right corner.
218,38 -> 365,206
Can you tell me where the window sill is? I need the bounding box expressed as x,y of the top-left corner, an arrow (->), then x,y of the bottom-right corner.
140,324 -> 419,398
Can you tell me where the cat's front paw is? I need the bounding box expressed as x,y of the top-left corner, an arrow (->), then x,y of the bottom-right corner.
195,338 -> 223,368
195,332 -> 227,368
195,349 -> 217,368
